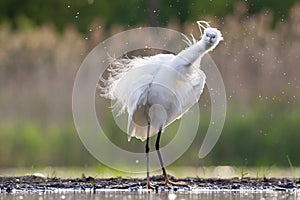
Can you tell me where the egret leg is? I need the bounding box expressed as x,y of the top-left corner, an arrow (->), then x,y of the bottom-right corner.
155,129 -> 167,181
145,122 -> 153,189
155,128 -> 187,187
155,129 -> 170,184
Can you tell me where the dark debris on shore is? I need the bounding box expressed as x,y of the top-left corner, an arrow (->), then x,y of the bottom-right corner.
1,175 -> 300,193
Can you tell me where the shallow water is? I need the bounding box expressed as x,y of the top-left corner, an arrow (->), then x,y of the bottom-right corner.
0,190 -> 299,200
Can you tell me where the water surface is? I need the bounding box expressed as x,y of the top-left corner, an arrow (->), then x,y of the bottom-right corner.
1,190 -> 298,200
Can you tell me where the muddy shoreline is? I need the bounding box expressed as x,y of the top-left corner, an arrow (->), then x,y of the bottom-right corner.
1,175 -> 300,193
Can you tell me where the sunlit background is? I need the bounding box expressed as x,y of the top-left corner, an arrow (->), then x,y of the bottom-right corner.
0,0 -> 300,177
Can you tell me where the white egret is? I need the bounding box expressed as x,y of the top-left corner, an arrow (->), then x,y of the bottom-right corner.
101,21 -> 223,189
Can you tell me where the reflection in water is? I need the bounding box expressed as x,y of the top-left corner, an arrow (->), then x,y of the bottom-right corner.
0,190 -> 299,200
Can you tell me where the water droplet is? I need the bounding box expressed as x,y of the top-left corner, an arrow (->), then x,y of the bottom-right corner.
67,5 -> 70,8
85,37 -> 88,40
135,160 -> 139,164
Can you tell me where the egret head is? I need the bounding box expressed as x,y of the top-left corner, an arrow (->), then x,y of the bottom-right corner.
203,28 -> 223,45
196,21 -> 223,49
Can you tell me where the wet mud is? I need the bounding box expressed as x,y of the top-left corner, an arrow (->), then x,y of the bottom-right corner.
1,175 -> 300,193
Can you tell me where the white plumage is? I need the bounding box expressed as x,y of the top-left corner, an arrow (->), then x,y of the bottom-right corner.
101,21 -> 223,188
101,21 -> 223,141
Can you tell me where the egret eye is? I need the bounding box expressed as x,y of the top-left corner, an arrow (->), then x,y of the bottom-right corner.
211,35 -> 216,39
206,33 -> 210,37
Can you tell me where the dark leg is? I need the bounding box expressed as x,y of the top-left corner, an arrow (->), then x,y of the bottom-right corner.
145,122 -> 153,189
155,128 -> 187,186
155,128 -> 168,182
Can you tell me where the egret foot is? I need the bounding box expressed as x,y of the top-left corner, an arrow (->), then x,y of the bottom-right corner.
165,175 -> 188,187
147,181 -> 155,189
165,179 -> 188,187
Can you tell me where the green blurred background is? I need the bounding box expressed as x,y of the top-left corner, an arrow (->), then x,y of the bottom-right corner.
0,0 -> 300,171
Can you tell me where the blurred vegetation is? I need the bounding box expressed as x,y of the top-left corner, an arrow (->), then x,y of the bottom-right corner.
0,0 -> 299,32
1,103 -> 300,167
0,1 -> 300,169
